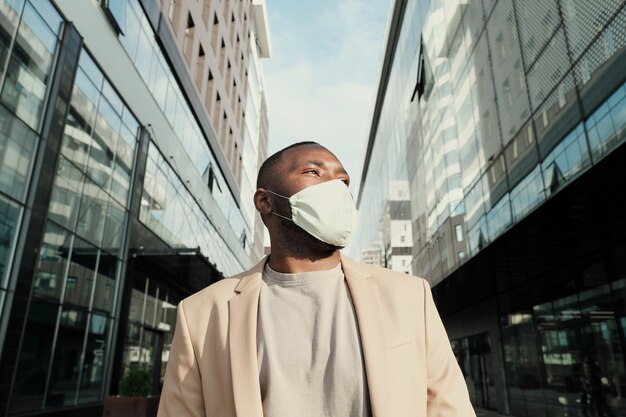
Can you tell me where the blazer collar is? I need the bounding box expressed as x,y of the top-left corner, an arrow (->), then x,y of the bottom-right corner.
229,253 -> 392,417
228,255 -> 267,417
342,254 -> 393,417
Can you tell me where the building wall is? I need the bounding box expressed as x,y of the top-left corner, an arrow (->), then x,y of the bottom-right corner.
355,0 -> 626,415
0,0 -> 271,415
353,0 -> 626,283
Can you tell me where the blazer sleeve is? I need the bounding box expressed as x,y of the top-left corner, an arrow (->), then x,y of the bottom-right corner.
422,279 -> 476,417
157,301 -> 206,417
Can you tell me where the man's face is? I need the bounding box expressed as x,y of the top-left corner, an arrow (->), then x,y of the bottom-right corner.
261,144 -> 351,252
274,145 -> 351,197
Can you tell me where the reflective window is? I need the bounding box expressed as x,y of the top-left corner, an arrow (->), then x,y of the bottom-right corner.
0,1 -> 62,130
140,141 -> 243,276
46,307 -> 87,406
10,298 -> 57,413
63,238 -> 98,308
487,0 -> 531,144
119,0 -> 250,252
61,68 -> 99,172
48,156 -> 85,231
92,253 -> 117,313
76,176 -> 109,247
486,194 -> 511,242
78,312 -> 108,402
123,274 -> 182,395
0,0 -> 25,77
0,193 -> 20,288
510,165 -> 545,222
33,221 -> 71,301
13,42 -> 139,411
352,0 -> 626,290
500,269 -> 626,417
586,83 -> 626,163
0,105 -> 38,201
540,124 -> 591,195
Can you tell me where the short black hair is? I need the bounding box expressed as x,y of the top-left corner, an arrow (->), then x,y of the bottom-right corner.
256,141 -> 320,189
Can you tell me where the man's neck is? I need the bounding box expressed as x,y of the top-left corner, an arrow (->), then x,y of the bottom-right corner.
267,250 -> 341,274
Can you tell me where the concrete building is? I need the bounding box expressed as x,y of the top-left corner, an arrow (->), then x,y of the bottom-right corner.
353,0 -> 626,415
0,0 -> 270,415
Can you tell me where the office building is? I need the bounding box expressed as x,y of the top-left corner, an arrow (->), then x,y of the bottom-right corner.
0,0 -> 271,415
353,0 -> 626,415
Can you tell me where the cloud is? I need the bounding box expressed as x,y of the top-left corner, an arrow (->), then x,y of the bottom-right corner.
264,0 -> 389,194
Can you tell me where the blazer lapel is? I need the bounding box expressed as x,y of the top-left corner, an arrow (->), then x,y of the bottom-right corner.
229,257 -> 266,417
342,255 -> 393,417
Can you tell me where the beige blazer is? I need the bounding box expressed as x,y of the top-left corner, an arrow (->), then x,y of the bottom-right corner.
157,255 -> 475,417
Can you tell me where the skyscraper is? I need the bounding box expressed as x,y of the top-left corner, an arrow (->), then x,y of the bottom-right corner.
354,0 -> 626,415
0,0 -> 271,415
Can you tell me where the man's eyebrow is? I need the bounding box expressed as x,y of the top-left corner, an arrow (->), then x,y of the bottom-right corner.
301,160 -> 349,175
303,160 -> 324,167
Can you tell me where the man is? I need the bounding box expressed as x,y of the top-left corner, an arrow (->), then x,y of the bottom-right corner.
157,142 -> 475,417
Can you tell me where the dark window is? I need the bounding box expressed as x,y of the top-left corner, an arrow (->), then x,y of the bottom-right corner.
412,37 -> 434,102
101,0 -> 126,34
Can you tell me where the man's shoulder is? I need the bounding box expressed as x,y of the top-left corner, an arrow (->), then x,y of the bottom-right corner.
180,268 -> 252,312
345,256 -> 424,279
343,256 -> 427,291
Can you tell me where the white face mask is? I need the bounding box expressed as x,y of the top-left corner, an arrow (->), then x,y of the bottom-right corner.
267,179 -> 357,247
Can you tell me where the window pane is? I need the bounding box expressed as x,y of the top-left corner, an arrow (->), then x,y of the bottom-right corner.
0,0 -> 24,78
33,222 -> 71,300
92,252 -> 117,313
0,2 -> 59,130
48,157 -> 84,232
63,237 -> 97,308
10,298 -> 57,413
0,193 -> 20,288
0,106 -> 38,201
46,307 -> 87,407
78,313 -> 108,403
101,198 -> 125,255
110,127 -> 134,206
75,177 -> 108,247
87,106 -> 119,190
61,69 -> 99,172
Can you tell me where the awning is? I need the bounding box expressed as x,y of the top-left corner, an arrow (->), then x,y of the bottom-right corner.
129,247 -> 223,295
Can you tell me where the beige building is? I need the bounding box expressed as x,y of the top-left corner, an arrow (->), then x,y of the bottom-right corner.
162,0 -> 271,261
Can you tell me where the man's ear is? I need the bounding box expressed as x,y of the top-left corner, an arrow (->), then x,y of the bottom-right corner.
254,188 -> 273,215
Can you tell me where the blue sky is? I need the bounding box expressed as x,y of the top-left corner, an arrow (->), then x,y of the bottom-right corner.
263,0 -> 390,194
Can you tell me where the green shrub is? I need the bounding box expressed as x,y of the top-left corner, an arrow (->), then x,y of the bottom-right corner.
119,366 -> 152,397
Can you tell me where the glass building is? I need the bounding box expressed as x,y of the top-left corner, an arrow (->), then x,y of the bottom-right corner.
352,0 -> 626,415
0,0 -> 271,415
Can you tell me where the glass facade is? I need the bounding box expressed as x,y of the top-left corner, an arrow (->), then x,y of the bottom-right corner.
0,0 -> 268,415
0,0 -> 63,329
353,0 -> 626,282
118,0 -> 251,255
355,0 -> 626,415
10,46 -> 139,413
140,140 -> 243,276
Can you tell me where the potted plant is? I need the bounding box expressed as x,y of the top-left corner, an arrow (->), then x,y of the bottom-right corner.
103,367 -> 159,417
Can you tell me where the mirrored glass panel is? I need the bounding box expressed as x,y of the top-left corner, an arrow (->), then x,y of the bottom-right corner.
62,238 -> 97,308
0,105 -> 38,201
10,298 -> 57,413
78,312 -> 108,403
0,1 -> 61,130
0,192 -> 21,288
33,221 -> 71,300
46,307 -> 87,407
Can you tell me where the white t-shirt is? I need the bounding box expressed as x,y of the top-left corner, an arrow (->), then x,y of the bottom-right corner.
257,263 -> 371,417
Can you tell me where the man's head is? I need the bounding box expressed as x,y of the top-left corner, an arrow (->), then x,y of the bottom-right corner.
254,142 -> 352,257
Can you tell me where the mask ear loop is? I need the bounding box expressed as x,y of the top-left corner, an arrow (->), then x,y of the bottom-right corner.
265,189 -> 289,199
265,189 -> 294,222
